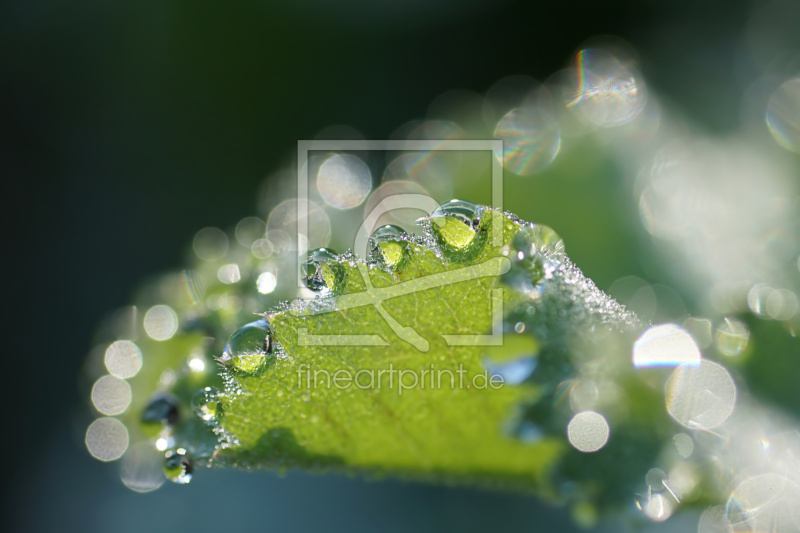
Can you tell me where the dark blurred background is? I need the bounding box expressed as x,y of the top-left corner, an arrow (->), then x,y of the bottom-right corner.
1,0 -> 769,531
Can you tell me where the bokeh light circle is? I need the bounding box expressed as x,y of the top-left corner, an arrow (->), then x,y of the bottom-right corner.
86,418 -> 129,462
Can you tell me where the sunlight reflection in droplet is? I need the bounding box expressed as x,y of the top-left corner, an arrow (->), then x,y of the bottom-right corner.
91,375 -> 132,415
665,360 -> 736,430
715,317 -> 749,357
86,418 -> 128,461
143,305 -> 178,341
192,227 -> 229,261
217,263 -> 241,285
633,323 -> 701,368
494,106 -> 560,175
317,154 -> 372,209
767,78 -> 800,153
567,411 -> 609,452
256,271 -> 277,294
104,340 -> 142,378
644,492 -> 674,522
120,442 -> 165,493
566,48 -> 646,128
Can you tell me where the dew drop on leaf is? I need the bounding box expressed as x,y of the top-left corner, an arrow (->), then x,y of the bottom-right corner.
300,247 -> 339,291
192,387 -> 222,424
220,318 -> 273,374
368,224 -> 408,268
163,448 -> 193,484
512,223 -> 566,261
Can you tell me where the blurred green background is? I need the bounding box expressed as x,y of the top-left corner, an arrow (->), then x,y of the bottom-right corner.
3,1 -> 797,531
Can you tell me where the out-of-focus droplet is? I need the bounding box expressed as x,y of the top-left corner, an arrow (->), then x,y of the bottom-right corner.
493,106 -> 561,175
567,48 -> 646,128
643,492 -> 674,522
383,153 -> 453,204
217,263 -> 241,285
316,154 -> 372,209
645,468 -> 668,492
633,323 -> 702,368
120,442 -> 165,493
235,217 -> 266,247
256,271 -> 277,294
569,380 -> 599,412
192,387 -> 222,424
512,224 -> 566,261
141,394 -> 179,427
766,78 -> 800,153
726,474 -> 800,532
91,375 -> 132,415
187,351 -> 206,373
748,285 -> 799,321
301,248 -> 340,291
268,199 -> 331,251
665,360 -> 736,430
220,318 -> 273,374
251,237 -> 274,259
193,227 -> 229,261
683,317 -> 713,350
567,411 -> 609,452
104,340 -> 142,379
143,305 -> 178,341
368,225 -> 408,269
715,317 -> 749,357
86,417 -> 129,462
673,433 -> 694,458
164,448 -> 193,484
698,505 -> 733,533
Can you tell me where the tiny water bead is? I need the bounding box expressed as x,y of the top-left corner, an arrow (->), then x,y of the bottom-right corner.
163,448 -> 193,484
192,387 -> 222,424
220,318 -> 273,374
141,394 -> 180,428
368,225 -> 408,269
511,224 -> 566,261
301,248 -> 340,291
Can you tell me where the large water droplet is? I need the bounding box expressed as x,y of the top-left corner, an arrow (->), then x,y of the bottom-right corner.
368,225 -> 408,269
300,248 -> 340,291
192,387 -> 222,424
423,199 -> 485,255
141,394 -> 179,429
512,224 -> 565,261
163,448 -> 193,484
220,318 -> 273,374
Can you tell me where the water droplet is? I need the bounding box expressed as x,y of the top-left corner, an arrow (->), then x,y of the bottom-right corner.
512,224 -> 565,261
141,394 -> 179,428
665,360 -> 736,430
220,318 -> 273,374
428,199 -> 483,228
300,248 -> 341,291
192,387 -> 222,424
316,154 -> 372,209
256,271 -> 277,294
120,442 -> 165,493
368,225 -> 408,269
567,411 -> 609,452
163,448 -> 193,484
715,317 -> 749,357
641,492 -> 674,522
